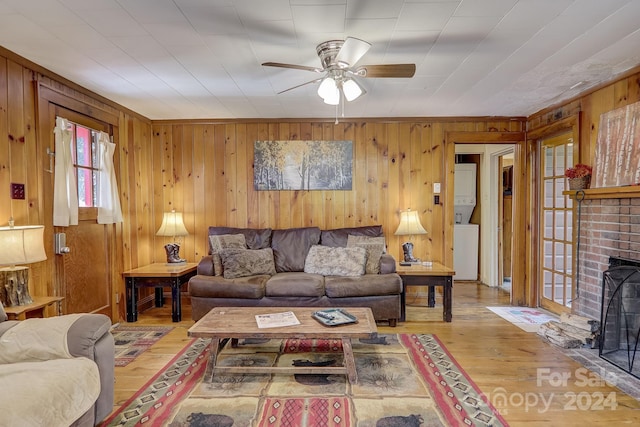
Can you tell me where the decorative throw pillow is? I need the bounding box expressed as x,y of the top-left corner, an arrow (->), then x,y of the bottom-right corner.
0,300 -> 7,322
303,245 -> 367,277
347,235 -> 386,274
209,234 -> 247,276
219,248 -> 276,279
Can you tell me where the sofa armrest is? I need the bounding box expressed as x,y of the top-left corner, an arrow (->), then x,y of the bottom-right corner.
197,255 -> 215,276
380,253 -> 397,274
66,314 -> 115,424
66,314 -> 112,360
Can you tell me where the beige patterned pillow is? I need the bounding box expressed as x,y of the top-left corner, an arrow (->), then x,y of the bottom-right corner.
219,248 -> 276,279
209,234 -> 247,276
303,245 -> 367,277
347,235 -> 386,274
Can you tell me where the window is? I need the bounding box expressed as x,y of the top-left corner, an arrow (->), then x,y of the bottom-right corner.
68,121 -> 101,207
54,113 -> 122,226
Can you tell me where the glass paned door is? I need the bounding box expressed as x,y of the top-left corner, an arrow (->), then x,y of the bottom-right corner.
540,132 -> 575,313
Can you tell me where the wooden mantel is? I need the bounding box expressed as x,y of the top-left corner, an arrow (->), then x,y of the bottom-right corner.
564,185 -> 640,199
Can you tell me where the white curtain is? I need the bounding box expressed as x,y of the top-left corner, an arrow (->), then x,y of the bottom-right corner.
53,117 -> 78,226
97,131 -> 123,224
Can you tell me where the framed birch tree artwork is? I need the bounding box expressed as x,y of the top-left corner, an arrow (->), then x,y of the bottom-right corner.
593,101 -> 640,188
254,140 -> 353,190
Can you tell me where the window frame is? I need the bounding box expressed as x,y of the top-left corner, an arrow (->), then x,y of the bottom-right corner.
54,108 -> 112,221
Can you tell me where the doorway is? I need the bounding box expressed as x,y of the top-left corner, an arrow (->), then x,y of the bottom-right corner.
454,144 -> 515,291
499,153 -> 514,293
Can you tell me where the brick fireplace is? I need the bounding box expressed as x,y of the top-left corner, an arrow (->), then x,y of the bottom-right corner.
573,197 -> 640,321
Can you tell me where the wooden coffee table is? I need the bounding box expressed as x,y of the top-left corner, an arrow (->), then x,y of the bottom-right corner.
187,307 -> 378,384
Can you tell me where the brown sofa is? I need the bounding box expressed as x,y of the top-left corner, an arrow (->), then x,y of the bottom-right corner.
188,225 -> 402,326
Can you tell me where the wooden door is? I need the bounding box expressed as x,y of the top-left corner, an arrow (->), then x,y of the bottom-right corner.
538,131 -> 576,314
56,214 -> 112,316
46,105 -> 115,317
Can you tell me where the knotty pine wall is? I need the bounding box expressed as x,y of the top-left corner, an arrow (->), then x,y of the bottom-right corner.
4,35 -> 638,319
0,47 -> 153,319
150,119 -> 525,268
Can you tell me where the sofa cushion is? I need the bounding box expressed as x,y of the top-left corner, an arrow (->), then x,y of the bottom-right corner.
325,273 -> 403,298
271,227 -> 321,272
347,235 -> 386,274
220,248 -> 276,279
209,234 -> 247,276
188,274 -> 268,299
265,272 -> 325,297
208,226 -> 272,250
304,245 -> 367,277
320,225 -> 383,247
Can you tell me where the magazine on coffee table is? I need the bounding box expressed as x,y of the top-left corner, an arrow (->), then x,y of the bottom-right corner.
255,311 -> 301,328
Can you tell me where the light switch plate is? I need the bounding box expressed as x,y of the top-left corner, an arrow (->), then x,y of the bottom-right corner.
10,183 -> 25,199
433,182 -> 441,194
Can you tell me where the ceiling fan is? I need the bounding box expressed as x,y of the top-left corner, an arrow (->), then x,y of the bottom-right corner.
262,37 -> 416,106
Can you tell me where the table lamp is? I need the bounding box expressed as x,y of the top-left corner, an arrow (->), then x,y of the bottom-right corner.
394,209 -> 427,263
0,222 -> 47,306
156,210 -> 189,264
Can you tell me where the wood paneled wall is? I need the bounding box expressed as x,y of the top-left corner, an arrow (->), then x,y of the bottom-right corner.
6,40 -> 637,319
149,119 -> 525,267
0,46 -> 153,320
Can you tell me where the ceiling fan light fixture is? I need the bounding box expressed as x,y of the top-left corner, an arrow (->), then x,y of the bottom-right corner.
318,77 -> 339,105
342,78 -> 364,101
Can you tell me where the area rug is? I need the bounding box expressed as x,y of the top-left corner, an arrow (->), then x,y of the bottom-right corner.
101,334 -> 508,427
487,306 -> 558,332
111,325 -> 173,367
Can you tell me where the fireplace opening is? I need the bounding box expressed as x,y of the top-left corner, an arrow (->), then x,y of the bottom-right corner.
599,257 -> 640,379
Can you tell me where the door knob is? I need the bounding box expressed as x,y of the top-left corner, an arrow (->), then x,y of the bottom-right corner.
54,233 -> 71,254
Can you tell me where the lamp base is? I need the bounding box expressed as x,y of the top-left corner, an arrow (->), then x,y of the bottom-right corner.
0,266 -> 34,307
164,243 -> 186,264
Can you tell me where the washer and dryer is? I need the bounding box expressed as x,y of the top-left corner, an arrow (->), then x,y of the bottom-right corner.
453,164 -> 479,281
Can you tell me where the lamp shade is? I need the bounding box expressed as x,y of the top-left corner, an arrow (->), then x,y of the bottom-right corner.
156,211 -> 188,238
0,225 -> 47,266
394,210 -> 427,236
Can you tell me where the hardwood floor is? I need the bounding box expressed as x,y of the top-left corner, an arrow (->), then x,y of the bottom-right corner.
110,284 -> 640,425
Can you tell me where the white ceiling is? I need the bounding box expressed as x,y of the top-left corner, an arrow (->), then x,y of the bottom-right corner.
0,0 -> 638,120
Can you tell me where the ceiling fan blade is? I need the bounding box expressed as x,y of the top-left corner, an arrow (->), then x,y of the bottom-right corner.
335,37 -> 371,66
262,62 -> 322,73
356,64 -> 416,78
277,77 -> 324,94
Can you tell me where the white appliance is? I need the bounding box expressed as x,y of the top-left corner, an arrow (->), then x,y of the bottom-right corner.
454,163 -> 479,280
454,163 -> 476,224
454,224 -> 479,280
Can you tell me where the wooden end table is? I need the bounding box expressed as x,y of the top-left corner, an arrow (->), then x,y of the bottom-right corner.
123,262 -> 198,322
396,262 -> 455,322
188,307 -> 378,384
4,296 -> 64,320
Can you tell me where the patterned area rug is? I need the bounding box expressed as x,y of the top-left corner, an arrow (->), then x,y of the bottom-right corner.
101,334 -> 508,426
111,325 -> 173,367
